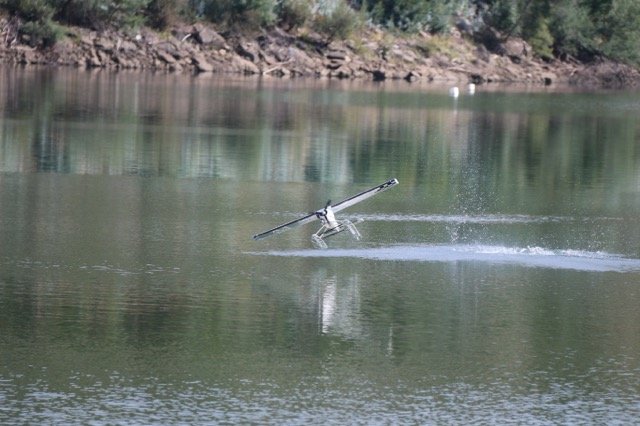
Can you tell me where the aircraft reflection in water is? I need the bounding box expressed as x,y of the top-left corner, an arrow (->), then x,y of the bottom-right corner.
253,179 -> 399,248
312,269 -> 396,356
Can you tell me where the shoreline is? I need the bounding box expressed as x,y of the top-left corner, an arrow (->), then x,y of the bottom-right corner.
3,19 -> 640,88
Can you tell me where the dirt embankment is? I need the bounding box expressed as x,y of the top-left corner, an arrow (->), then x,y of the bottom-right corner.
2,18 -> 639,87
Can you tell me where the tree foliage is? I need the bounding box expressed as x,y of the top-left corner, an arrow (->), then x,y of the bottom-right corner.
548,0 -> 596,61
53,0 -> 149,29
3,0 -> 640,65
595,0 -> 640,64
202,0 -> 276,27
2,0 -> 59,46
276,0 -> 312,30
145,0 -> 184,29
312,0 -> 359,40
475,0 -> 640,64
362,0 -> 463,33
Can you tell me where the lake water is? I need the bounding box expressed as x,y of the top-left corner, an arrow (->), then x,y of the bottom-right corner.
1,67 -> 640,423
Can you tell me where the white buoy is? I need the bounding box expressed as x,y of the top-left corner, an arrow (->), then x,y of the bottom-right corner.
467,83 -> 476,95
448,86 -> 459,98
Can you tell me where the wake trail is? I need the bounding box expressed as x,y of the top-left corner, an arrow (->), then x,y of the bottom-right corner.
253,244 -> 640,273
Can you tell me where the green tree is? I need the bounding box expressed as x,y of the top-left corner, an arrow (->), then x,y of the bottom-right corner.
146,0 -> 184,29
53,0 -> 150,29
480,0 -> 518,33
597,0 -> 640,64
519,0 -> 554,59
2,0 -> 53,21
313,0 -> 359,40
559,0 -> 640,64
549,0 -> 596,61
363,0 -> 467,33
275,0 -> 312,30
202,0 -> 276,27
1,0 -> 60,46
367,0 -> 431,31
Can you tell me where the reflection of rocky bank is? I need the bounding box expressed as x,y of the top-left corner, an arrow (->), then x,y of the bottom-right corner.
2,19 -> 640,87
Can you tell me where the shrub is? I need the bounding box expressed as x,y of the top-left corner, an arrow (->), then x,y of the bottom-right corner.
597,0 -> 640,64
1,0 -> 61,47
549,0 -> 596,61
2,0 -> 55,22
53,0 -> 103,28
367,0 -> 431,32
526,17 -> 554,60
313,1 -> 359,40
480,0 -> 517,34
19,17 -> 61,47
203,0 -> 276,28
424,0 -> 457,34
364,0 -> 464,33
146,0 -> 184,29
276,0 -> 311,30
415,34 -> 459,59
54,0 -> 150,30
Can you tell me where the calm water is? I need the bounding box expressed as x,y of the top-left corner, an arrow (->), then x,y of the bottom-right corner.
1,68 -> 640,423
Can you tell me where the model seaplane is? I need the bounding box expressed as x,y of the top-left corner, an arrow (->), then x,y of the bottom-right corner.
253,178 -> 399,248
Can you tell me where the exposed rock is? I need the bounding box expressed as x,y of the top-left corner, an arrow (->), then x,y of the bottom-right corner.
273,47 -> 290,62
157,50 -> 176,64
192,53 -> 213,72
231,56 -> 260,74
0,17 -> 637,87
326,50 -> 348,61
96,50 -> 109,65
504,38 -> 530,64
16,47 -> 36,64
114,55 -> 136,69
330,65 -> 352,79
405,70 -> 421,82
169,62 -> 183,72
79,34 -> 94,47
260,51 -> 278,66
568,61 -> 640,87
94,37 -> 115,53
119,40 -> 138,53
157,41 -> 181,58
236,41 -> 260,62
326,60 -> 342,70
88,50 -> 102,68
192,24 -> 227,49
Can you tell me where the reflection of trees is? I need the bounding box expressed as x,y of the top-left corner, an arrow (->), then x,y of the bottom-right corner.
1,69 -> 639,213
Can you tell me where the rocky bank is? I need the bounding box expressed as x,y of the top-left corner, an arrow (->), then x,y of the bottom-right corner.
2,17 -> 640,87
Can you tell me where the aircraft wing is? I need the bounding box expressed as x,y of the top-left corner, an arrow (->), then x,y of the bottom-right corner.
331,178 -> 399,213
252,178 -> 398,241
252,212 -> 319,240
